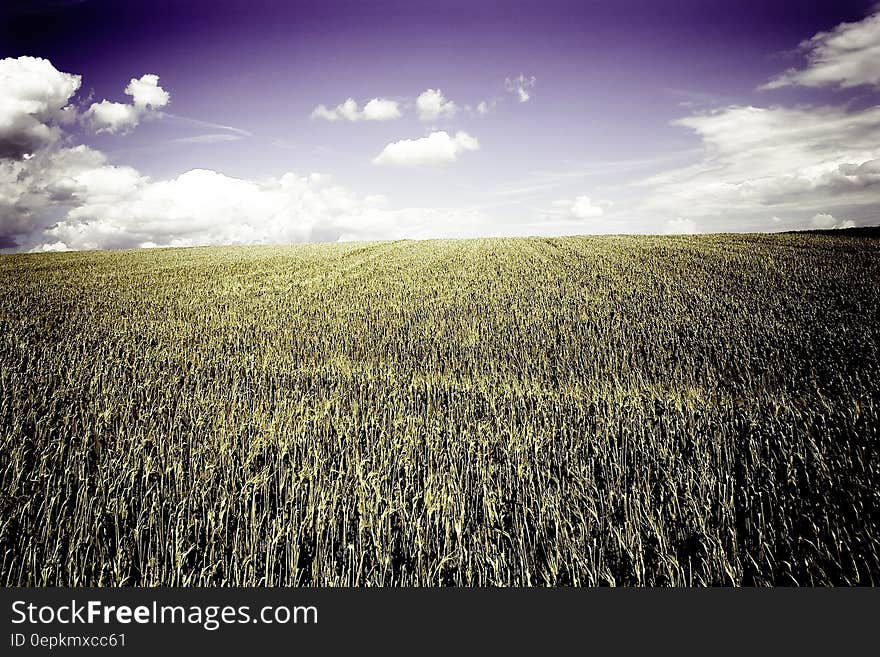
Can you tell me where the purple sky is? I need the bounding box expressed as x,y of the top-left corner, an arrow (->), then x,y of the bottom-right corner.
2,0 -> 879,250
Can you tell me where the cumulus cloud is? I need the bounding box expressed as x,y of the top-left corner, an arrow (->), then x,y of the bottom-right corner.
0,143 -> 114,247
810,213 -> 856,230
504,74 -> 536,102
85,73 -> 170,134
415,89 -> 458,121
310,101 -> 351,122
641,104 -> 880,223
125,73 -> 170,109
362,98 -> 402,121
0,56 -> 81,158
762,11 -> 880,89
663,218 -> 702,235
48,168 -> 326,250
85,101 -> 140,134
372,131 -> 479,166
29,241 -> 71,253
310,97 -> 401,122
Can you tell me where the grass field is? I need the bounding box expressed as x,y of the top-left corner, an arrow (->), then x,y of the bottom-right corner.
1,232 -> 879,586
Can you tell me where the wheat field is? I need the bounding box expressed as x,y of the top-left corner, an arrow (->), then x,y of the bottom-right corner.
1,232 -> 878,586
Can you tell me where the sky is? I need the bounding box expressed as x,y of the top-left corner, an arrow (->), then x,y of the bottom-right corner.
1,0 -> 879,251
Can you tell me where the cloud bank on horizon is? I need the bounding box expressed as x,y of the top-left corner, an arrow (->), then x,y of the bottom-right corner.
1,2 -> 879,252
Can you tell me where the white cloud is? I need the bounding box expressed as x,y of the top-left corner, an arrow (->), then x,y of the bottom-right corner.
312,98 -> 359,122
125,73 -> 170,109
372,130 -> 479,166
85,100 -> 140,134
29,241 -> 71,253
762,11 -> 880,89
810,213 -> 856,230
0,143 -> 113,247
49,168 -> 319,250
504,74 -> 536,102
641,104 -> 880,224
416,89 -> 457,121
0,56 -> 81,158
362,98 -> 402,121
310,103 -> 344,121
663,218 -> 702,234
310,97 -> 401,122
85,73 -> 169,134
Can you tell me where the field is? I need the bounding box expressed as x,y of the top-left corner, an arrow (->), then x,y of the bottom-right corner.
1,232 -> 878,586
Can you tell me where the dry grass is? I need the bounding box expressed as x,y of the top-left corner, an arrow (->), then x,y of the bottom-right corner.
1,233 -> 878,585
